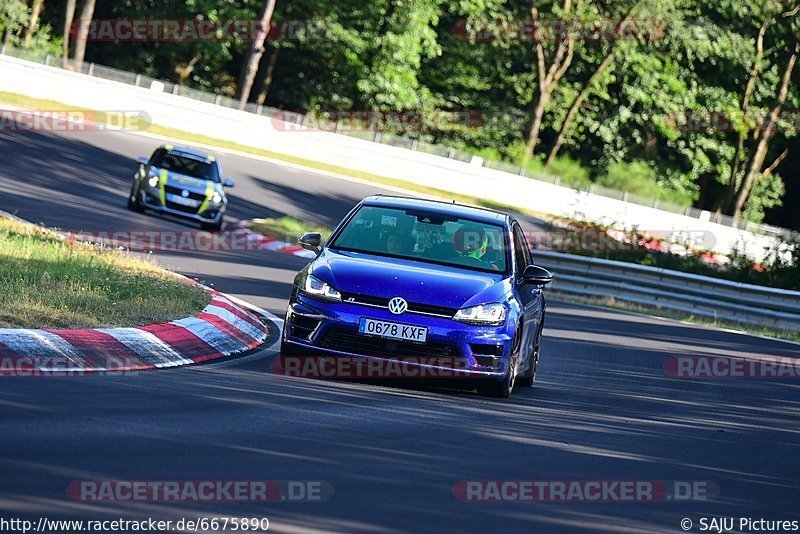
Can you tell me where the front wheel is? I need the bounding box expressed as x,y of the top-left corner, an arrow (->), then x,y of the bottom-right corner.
127,183 -> 144,212
517,330 -> 541,387
477,357 -> 516,398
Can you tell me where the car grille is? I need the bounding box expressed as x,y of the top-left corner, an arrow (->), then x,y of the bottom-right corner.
320,327 -> 459,360
341,292 -> 457,318
165,185 -> 206,201
164,185 -> 205,214
289,314 -> 320,340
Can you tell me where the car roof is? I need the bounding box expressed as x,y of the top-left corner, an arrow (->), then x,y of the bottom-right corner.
361,195 -> 510,225
162,145 -> 214,160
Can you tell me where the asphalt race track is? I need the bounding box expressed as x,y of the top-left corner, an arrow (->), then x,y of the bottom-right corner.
1,129 -> 799,533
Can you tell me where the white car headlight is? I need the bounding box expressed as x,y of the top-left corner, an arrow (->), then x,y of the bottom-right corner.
211,192 -> 223,204
453,303 -> 506,325
302,274 -> 341,301
147,175 -> 159,188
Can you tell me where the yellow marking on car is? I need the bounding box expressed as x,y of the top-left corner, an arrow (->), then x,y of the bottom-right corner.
196,182 -> 215,213
159,169 -> 168,206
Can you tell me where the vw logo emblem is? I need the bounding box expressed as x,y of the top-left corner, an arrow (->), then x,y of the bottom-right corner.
181,189 -> 190,198
388,297 -> 408,315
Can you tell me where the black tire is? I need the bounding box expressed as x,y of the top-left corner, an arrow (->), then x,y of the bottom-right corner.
517,330 -> 541,387
477,357 -> 516,398
127,183 -> 145,212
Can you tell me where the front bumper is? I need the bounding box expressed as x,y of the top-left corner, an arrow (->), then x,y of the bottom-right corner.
140,189 -> 225,223
283,294 -> 513,378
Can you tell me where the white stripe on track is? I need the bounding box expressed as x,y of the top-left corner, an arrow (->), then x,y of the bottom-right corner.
98,328 -> 192,368
202,304 -> 266,341
0,329 -> 88,369
170,317 -> 247,355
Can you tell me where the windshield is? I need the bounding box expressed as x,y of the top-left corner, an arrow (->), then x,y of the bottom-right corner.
331,206 -> 508,274
152,151 -> 220,182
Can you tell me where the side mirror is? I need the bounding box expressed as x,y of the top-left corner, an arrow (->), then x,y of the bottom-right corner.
299,232 -> 322,254
522,264 -> 553,286
137,156 -> 149,165
223,178 -> 235,188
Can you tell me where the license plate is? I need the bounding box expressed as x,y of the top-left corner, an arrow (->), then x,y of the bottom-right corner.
358,318 -> 428,343
166,193 -> 200,207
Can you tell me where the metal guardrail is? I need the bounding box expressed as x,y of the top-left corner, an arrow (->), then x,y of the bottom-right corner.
535,250 -> 800,332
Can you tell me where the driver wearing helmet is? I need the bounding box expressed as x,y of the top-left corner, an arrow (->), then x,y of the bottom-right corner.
452,226 -> 495,269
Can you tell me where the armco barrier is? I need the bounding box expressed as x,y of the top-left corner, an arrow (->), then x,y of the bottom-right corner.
0,53 -> 793,262
535,250 -> 800,332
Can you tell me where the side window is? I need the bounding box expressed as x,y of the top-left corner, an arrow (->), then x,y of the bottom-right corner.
512,225 -> 528,277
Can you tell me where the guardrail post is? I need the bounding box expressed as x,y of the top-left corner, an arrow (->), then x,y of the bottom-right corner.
0,44 -> 5,55
374,131 -> 382,143
448,148 -> 455,159
44,54 -> 51,66
411,139 -> 418,151
134,74 -> 141,87
257,104 -> 263,115
622,192 -> 629,202
172,85 -> 179,95
88,62 -> 95,76
653,198 -> 659,209
214,95 -> 221,105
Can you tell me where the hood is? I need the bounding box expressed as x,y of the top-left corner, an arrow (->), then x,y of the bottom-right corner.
159,168 -> 217,195
310,249 -> 510,309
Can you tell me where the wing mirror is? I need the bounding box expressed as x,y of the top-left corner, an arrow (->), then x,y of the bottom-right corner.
299,232 -> 322,254
522,264 -> 553,286
223,178 -> 235,188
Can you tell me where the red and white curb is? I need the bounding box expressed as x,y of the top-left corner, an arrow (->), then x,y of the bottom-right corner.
228,223 -> 315,259
0,291 -> 269,373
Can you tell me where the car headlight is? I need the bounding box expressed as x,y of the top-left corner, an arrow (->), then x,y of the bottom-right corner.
147,175 -> 159,188
453,303 -> 506,325
302,274 -> 341,302
211,192 -> 223,204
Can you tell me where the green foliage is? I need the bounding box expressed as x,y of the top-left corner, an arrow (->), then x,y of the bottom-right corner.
28,0 -> 800,230
0,0 -> 27,35
599,161 -> 693,205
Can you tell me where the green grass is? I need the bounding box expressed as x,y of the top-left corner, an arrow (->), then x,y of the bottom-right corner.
0,216 -> 210,329
245,216 -> 333,243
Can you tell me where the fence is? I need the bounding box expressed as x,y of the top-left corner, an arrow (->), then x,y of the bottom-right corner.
535,250 -> 800,332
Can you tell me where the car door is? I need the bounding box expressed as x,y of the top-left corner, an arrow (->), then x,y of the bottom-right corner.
512,222 -> 542,372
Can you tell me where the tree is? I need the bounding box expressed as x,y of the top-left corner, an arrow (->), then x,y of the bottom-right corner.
0,0 -> 28,47
23,0 -> 44,48
72,0 -> 95,65
726,2 -> 799,219
62,0 -> 75,64
545,0 -> 649,165
237,0 -> 278,109
522,0 -> 583,165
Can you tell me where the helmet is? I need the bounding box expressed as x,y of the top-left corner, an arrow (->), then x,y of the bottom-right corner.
453,226 -> 489,260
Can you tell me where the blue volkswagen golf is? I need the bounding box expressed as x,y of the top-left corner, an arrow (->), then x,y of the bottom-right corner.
281,196 -> 553,398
